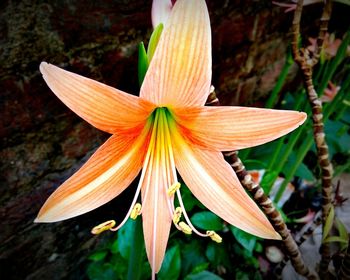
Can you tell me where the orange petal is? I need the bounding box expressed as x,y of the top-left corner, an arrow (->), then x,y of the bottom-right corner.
172,106 -> 307,151
141,111 -> 173,273
35,130 -> 150,222
40,62 -> 155,134
140,0 -> 211,107
171,129 -> 280,239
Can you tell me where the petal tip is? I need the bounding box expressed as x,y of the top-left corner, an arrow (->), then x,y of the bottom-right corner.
271,231 -> 282,240
39,61 -> 49,74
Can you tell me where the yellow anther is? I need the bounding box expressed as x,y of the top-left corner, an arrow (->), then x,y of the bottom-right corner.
172,207 -> 182,225
179,221 -> 192,235
91,220 -> 116,235
167,182 -> 181,196
130,203 -> 142,220
207,231 -> 222,243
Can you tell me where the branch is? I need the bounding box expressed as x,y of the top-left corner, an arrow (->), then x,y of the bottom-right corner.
291,1 -> 334,276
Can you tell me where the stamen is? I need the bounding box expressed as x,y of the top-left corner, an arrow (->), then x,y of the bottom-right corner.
110,113 -> 159,232
179,221 -> 192,235
91,220 -> 116,235
130,203 -> 142,220
207,230 -> 223,243
167,182 -> 181,196
172,207 -> 182,225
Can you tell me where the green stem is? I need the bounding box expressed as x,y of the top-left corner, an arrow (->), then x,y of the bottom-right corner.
317,30 -> 350,95
264,92 -> 305,193
267,136 -> 285,170
274,135 -> 314,203
265,49 -> 294,109
324,72 -> 350,120
127,218 -> 144,280
313,59 -> 327,85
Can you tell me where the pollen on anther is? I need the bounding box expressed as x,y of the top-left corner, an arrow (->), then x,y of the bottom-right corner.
130,203 -> 142,220
179,221 -> 192,235
167,182 -> 181,196
207,230 -> 222,243
91,220 -> 116,235
172,207 -> 182,225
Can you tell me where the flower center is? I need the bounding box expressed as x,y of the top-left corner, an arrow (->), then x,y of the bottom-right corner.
91,107 -> 222,243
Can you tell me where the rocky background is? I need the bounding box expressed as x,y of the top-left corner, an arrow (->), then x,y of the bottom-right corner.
1,0 -> 349,279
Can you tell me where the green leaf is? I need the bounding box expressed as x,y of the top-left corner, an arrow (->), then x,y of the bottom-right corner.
181,240 -> 207,276
322,206 -> 334,241
260,170 -> 278,193
191,211 -> 223,231
205,242 -> 230,267
179,184 -> 203,211
87,262 -> 118,280
242,160 -> 267,170
185,271 -> 223,280
88,250 -> 108,261
323,236 -> 348,244
230,227 -> 257,254
147,23 -> 164,62
138,42 -> 149,86
190,263 -> 209,274
295,163 -> 315,181
127,218 -> 144,280
116,219 -> 135,259
336,218 -> 348,240
158,245 -> 181,280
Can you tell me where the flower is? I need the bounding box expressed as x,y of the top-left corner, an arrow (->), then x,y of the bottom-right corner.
307,33 -> 343,60
36,0 -> 306,275
321,81 -> 340,102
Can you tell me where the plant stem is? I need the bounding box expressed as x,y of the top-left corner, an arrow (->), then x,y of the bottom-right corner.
265,49 -> 294,109
292,1 -> 334,277
274,134 -> 313,202
317,30 -> 350,96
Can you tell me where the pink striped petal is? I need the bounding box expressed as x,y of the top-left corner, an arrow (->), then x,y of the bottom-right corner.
172,106 -> 306,151
141,111 -> 173,273
171,128 -> 280,239
40,62 -> 155,135
35,130 -> 151,223
141,0 -> 211,107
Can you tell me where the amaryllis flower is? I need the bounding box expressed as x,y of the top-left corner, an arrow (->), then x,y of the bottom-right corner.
308,33 -> 343,60
36,0 -> 306,275
321,81 -> 340,102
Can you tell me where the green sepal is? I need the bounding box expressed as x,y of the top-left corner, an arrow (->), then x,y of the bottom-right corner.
147,23 -> 164,62
138,41 -> 149,86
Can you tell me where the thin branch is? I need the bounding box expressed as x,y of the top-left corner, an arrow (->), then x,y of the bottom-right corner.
312,0 -> 333,65
291,1 -> 334,276
205,91 -> 318,280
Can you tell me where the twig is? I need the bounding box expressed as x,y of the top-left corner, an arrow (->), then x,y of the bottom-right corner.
291,1 -> 334,276
205,91 -> 318,279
